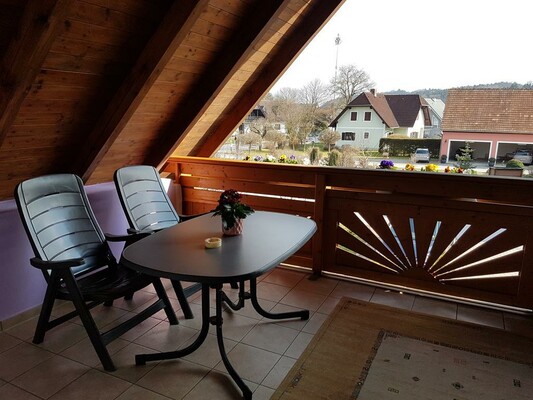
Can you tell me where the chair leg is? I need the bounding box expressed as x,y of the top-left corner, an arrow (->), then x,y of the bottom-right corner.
153,279 -> 179,325
33,275 -> 60,344
61,272 -> 116,371
171,280 -> 194,319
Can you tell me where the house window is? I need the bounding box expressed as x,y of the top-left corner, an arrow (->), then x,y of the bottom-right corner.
410,131 -> 418,138
364,112 -> 371,121
350,112 -> 357,121
364,132 -> 369,139
342,132 -> 355,140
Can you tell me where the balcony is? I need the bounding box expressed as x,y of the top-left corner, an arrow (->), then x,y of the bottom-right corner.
1,157 -> 533,398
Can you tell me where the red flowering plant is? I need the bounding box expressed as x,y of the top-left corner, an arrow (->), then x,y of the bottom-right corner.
212,189 -> 254,229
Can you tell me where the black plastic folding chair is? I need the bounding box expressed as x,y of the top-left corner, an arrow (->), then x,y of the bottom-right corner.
15,173 -> 178,371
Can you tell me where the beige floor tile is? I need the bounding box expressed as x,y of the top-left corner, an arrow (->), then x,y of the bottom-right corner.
214,312 -> 259,342
182,333 -> 238,369
134,321 -> 199,353
34,322 -> 87,353
241,322 -> 299,354
4,317 -> 38,342
111,291 -> 158,313
11,355 -> 89,399
61,336 -> 130,368
107,343 -> 160,383
181,369 -> 257,400
255,282 -> 292,302
261,355 -> 296,389
412,296 -> 458,319
0,332 -> 21,353
329,280 -> 376,300
112,315 -> 163,342
457,304 -> 505,329
316,296 -> 341,314
261,268 -> 305,287
49,369 -> 131,400
0,342 -> 54,381
279,288 -> 327,311
370,288 -> 416,310
253,385 -> 276,400
6,267 -> 531,400
137,359 -> 209,399
284,331 -> 313,359
0,383 -> 41,400
293,275 -> 339,296
302,311 -> 328,334
223,298 -> 277,321
214,343 -> 281,384
267,303 -> 312,331
115,385 -> 170,400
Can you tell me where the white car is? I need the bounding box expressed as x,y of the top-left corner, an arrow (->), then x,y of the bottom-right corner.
413,148 -> 430,163
512,149 -> 533,165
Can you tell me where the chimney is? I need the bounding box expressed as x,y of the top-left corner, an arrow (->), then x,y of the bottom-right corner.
370,88 -> 376,96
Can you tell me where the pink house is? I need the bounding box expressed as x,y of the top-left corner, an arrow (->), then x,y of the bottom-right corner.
441,89 -> 533,163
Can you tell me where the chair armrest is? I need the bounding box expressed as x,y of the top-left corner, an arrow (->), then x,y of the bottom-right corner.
178,211 -> 209,221
30,257 -> 84,270
105,231 -> 150,242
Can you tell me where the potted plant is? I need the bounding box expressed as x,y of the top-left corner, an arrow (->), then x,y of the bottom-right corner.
212,189 -> 254,235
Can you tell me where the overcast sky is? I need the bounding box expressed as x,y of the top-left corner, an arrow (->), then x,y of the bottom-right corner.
272,0 -> 532,93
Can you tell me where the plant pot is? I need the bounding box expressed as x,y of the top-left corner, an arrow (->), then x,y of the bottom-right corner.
222,218 -> 244,236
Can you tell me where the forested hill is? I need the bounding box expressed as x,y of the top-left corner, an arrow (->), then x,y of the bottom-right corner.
385,82 -> 533,103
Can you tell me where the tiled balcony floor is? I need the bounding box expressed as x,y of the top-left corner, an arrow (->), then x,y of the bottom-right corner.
1,267 -> 533,399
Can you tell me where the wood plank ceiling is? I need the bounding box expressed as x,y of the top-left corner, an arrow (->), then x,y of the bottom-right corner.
0,0 -> 344,200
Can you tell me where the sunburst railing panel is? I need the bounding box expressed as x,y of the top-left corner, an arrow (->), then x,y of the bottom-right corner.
331,193 -> 527,298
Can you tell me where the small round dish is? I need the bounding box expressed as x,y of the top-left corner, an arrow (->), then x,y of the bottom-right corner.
204,237 -> 222,248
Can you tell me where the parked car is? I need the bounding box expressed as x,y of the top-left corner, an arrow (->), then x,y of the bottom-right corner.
512,149 -> 533,165
413,148 -> 430,163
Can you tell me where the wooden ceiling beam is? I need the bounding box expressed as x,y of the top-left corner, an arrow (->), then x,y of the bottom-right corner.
74,0 -> 210,182
0,0 -> 74,147
145,0 -> 294,169
193,0 -> 346,157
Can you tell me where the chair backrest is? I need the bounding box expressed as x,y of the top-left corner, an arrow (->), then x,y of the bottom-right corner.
15,174 -> 109,276
114,165 -> 180,232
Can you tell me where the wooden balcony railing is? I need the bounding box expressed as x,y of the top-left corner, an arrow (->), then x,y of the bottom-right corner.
165,156 -> 533,312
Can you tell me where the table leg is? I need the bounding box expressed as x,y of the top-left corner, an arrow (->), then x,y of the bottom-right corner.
214,283 -> 252,400
135,284 -> 211,365
250,277 -> 309,320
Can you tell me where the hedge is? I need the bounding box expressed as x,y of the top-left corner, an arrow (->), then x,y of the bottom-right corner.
379,138 -> 441,157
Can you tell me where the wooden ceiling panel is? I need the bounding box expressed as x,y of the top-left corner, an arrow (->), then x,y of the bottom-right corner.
0,0 -> 345,199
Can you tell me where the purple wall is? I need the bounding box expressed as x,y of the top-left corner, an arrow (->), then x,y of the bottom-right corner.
0,182 -> 129,322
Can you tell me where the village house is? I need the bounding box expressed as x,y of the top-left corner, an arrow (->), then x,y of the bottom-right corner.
329,90 -> 432,149
441,88 -> 533,162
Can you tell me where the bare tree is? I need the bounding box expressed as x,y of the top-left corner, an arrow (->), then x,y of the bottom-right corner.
238,132 -> 262,153
330,64 -> 374,106
319,129 -> 341,151
300,79 -> 330,109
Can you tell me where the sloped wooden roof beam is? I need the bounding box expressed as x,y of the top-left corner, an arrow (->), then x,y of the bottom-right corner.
0,0 -> 74,147
193,0 -> 346,157
74,0 -> 210,182
145,1 -> 295,169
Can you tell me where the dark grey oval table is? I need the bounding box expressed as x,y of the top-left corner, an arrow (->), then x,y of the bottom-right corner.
121,211 -> 317,399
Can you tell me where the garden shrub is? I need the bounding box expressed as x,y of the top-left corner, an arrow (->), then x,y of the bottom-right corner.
506,158 -> 525,169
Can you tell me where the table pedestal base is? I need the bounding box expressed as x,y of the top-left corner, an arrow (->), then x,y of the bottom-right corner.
135,277 -> 309,399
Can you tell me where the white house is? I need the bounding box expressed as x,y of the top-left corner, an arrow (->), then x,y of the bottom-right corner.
329,90 -> 432,149
424,98 -> 445,138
